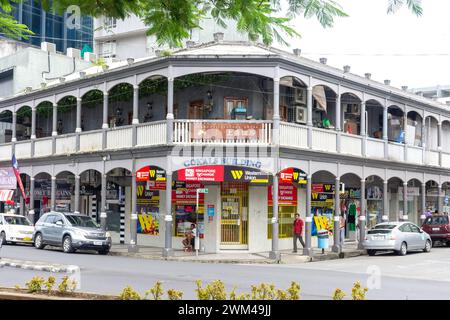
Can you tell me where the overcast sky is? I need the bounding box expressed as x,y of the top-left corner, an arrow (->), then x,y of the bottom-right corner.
275,0 -> 450,89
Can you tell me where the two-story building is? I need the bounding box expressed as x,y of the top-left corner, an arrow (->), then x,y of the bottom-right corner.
1,38 -> 450,257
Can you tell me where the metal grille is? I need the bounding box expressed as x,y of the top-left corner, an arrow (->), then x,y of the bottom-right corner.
220,182 -> 249,245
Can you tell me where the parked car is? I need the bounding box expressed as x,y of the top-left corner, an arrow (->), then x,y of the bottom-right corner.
363,221 -> 432,256
0,213 -> 34,245
32,211 -> 111,254
421,215 -> 450,247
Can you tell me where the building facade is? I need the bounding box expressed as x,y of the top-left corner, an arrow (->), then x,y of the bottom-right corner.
94,14 -> 250,60
0,40 -> 449,257
7,1 -> 93,54
411,85 -> 450,105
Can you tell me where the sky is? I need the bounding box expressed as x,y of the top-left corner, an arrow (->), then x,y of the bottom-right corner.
274,0 -> 450,89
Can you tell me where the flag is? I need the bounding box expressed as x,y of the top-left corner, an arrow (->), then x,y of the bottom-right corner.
12,154 -> 27,201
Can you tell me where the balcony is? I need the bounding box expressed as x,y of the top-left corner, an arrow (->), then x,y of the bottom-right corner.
0,120 -> 449,171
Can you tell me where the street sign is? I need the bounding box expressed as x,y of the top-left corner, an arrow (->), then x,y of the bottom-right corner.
197,188 -> 209,194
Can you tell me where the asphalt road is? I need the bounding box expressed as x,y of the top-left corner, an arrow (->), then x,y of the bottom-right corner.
1,244 -> 450,300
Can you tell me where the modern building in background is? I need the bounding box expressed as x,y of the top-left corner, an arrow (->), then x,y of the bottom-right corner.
411,85 -> 450,105
94,14 -> 250,60
3,0 -> 93,55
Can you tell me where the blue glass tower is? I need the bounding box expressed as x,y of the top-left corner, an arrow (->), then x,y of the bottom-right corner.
9,1 -> 93,53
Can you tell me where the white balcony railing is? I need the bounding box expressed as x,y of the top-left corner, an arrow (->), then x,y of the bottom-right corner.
15,140 -> 32,158
280,122 -> 308,149
0,144 -> 11,161
366,138 -> 385,160
426,150 -> 440,166
173,120 -> 272,145
388,142 -> 405,162
312,127 -> 337,153
340,133 -> 362,157
34,138 -> 53,157
55,135 -> 76,155
136,121 -> 166,146
107,126 -> 133,150
442,152 -> 450,168
407,145 -> 423,165
79,131 -> 103,152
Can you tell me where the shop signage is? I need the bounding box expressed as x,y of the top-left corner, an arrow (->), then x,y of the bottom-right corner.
279,168 -> 307,185
0,167 -> 16,190
312,184 -> 335,193
178,165 -> 224,182
191,122 -> 265,141
182,157 -> 264,170
136,166 -> 166,182
268,184 -> 298,205
224,166 -> 269,183
172,182 -> 205,205
341,188 -> 361,199
398,187 -> 421,197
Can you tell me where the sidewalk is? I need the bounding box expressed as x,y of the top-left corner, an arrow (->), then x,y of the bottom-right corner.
109,241 -> 365,264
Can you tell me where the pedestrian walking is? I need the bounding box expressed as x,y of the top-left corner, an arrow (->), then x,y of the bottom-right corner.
292,213 -> 305,253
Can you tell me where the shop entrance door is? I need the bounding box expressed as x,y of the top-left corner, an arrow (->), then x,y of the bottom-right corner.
220,182 -> 249,249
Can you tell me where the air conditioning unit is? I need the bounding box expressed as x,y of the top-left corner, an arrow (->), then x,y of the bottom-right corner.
295,106 -> 307,124
293,88 -> 306,105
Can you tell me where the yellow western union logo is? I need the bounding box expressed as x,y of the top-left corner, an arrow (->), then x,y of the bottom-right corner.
231,170 -> 244,180
311,192 -> 319,200
324,184 -> 332,191
149,170 -> 156,178
137,185 -> 144,197
293,172 -> 299,181
314,216 -> 329,230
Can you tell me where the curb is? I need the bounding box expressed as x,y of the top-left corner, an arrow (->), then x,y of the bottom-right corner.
0,258 -> 79,273
109,251 -> 277,264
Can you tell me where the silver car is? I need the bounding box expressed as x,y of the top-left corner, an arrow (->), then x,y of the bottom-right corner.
33,211 -> 112,254
363,222 -> 432,256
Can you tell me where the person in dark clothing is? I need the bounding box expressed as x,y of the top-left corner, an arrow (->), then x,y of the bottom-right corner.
293,213 -> 305,253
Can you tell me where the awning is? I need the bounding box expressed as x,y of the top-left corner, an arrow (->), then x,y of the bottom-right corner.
313,86 -> 327,112
0,190 -> 13,202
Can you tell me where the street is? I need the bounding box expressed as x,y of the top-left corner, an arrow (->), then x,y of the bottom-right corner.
2,244 -> 450,299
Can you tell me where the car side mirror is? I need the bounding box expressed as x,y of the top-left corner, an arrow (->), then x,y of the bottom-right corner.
419,229 -> 423,233
55,221 -> 63,227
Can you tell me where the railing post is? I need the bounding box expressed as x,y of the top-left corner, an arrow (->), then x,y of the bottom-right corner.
307,86 -> 313,149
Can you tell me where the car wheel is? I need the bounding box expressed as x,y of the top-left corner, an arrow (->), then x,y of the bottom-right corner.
62,235 -> 75,253
423,240 -> 431,253
0,231 -> 6,245
98,249 -> 110,255
34,233 -> 45,249
397,242 -> 407,256
367,250 -> 376,256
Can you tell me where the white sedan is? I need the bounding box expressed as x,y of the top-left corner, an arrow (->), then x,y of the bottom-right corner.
0,213 -> 34,245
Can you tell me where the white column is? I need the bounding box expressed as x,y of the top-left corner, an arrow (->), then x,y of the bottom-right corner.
75,98 -> 82,133
12,111 -> 17,142
52,103 -> 58,136
102,93 -> 109,129
132,85 -> 139,125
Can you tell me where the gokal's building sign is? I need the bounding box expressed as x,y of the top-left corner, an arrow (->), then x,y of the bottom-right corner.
191,122 -> 265,141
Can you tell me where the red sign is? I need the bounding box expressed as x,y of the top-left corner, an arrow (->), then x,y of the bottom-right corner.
147,180 -> 166,190
280,168 -> 294,184
268,184 -> 297,206
172,182 -> 205,204
136,166 -> 150,182
178,166 -> 224,182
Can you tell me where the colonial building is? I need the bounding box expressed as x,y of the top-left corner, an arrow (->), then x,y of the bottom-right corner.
1,38 -> 449,257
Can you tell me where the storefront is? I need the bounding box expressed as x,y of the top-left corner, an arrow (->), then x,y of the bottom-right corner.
366,186 -> 383,228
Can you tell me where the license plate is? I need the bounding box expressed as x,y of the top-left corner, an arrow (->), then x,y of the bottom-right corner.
23,237 -> 32,241
94,241 -> 103,246
432,228 -> 440,231
372,236 -> 384,240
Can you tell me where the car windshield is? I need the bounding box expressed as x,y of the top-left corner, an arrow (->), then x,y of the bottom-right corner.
373,224 -> 397,230
4,216 -> 32,226
424,216 -> 449,225
65,215 -> 99,228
